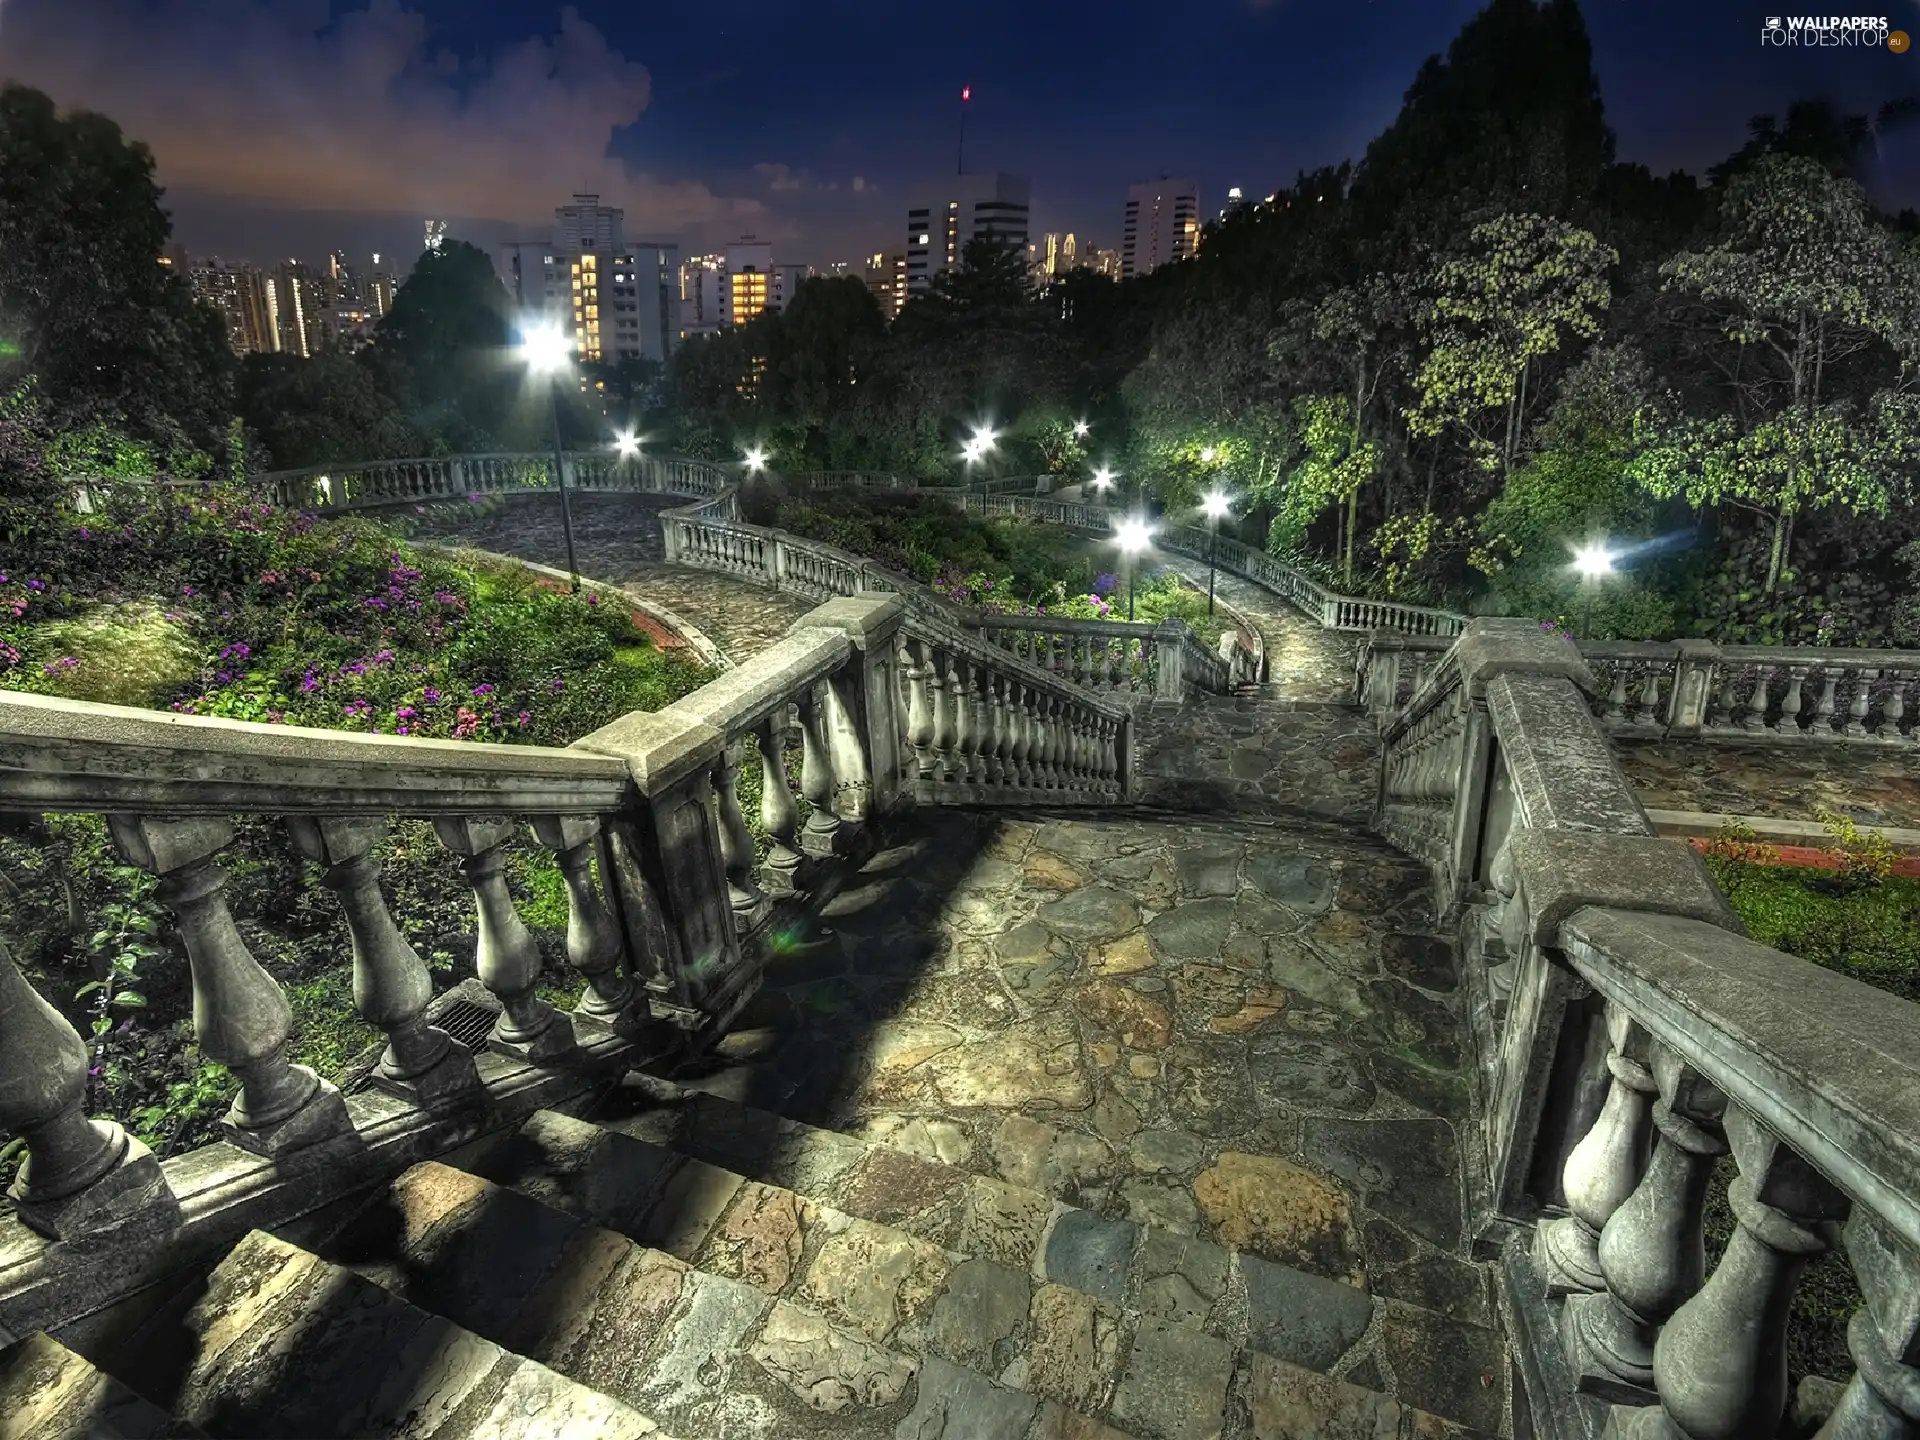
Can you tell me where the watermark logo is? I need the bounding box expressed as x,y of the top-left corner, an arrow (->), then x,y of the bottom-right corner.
1760,14 -> 1901,46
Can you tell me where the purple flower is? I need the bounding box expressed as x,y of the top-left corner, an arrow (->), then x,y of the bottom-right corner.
516,710 -> 531,726
396,706 -> 417,720
472,683 -> 494,696
549,677 -> 566,692
423,686 -> 442,704
1093,573 -> 1119,597
26,579 -> 45,592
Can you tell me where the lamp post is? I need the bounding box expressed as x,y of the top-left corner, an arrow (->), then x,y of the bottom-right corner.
1115,517 -> 1154,623
744,445 -> 769,478
1073,419 -> 1090,440
1090,466 -> 1116,506
966,424 -> 998,502
520,325 -> 580,593
1573,542 -> 1615,640
1201,490 -> 1232,616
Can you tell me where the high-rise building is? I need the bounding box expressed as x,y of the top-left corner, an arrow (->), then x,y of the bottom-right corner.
723,241 -> 774,328
905,171 -> 1030,295
189,260 -> 277,355
367,255 -> 396,319
1219,187 -> 1247,222
1121,178 -> 1200,278
497,196 -> 682,365
1083,247 -> 1123,281
424,220 -> 447,255
271,261 -> 325,357
679,254 -> 725,339
865,252 -> 907,321
774,263 -> 811,310
1044,232 -> 1078,279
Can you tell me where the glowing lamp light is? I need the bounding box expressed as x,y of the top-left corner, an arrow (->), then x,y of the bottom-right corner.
1202,490 -> 1232,521
744,446 -> 768,473
1073,419 -> 1090,439
614,430 -> 642,459
1574,543 -> 1616,580
1199,446 -> 1217,463
1090,466 -> 1116,492
520,325 -> 572,374
1115,517 -> 1154,555
971,424 -> 999,450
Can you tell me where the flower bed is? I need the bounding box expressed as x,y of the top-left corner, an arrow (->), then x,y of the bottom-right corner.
0,484 -> 715,1181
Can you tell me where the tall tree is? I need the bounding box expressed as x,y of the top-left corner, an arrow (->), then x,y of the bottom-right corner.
0,83 -> 233,448
367,241 -> 525,451
1631,155 -> 1916,592
237,353 -> 421,469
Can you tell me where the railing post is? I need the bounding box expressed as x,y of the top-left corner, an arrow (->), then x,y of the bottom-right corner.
574,710 -> 752,1031
527,814 -> 651,1036
108,815 -> 353,1156
1152,622 -> 1188,706
285,815 -> 482,1104
1565,1047 -> 1726,1404
1619,1108 -> 1849,1440
797,679 -> 843,859
790,597 -> 909,820
433,818 -> 574,1063
0,938 -> 178,1246
1812,1214 -> 1920,1440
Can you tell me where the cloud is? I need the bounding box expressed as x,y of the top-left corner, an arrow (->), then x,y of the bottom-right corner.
852,175 -> 870,192
753,162 -> 806,192
0,0 -> 762,235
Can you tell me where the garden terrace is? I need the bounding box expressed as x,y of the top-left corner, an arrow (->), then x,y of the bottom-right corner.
0,455 -> 1917,1440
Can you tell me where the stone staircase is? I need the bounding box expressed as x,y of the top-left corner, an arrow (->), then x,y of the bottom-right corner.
17,1084 -> 1494,1440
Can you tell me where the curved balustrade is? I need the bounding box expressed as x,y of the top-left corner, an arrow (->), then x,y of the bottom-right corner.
1371,618 -> 1920,1440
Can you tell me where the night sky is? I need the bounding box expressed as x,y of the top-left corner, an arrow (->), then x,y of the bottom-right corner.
0,0 -> 1915,270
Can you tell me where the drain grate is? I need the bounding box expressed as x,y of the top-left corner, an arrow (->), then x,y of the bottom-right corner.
329,979 -> 502,1096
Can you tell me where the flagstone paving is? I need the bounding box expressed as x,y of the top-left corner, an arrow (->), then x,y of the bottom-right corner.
1613,737 -> 1920,832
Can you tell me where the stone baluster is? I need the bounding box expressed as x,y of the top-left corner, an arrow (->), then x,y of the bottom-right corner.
1008,683 -> 1033,787
1620,1107 -> 1849,1440
1634,672 -> 1666,729
757,709 -> 806,893
701,740 -> 770,929
1568,1047 -> 1728,1403
798,680 -> 843,859
1775,666 -> 1807,731
1606,666 -> 1631,724
1885,672 -> 1910,741
1741,668 -> 1773,730
285,816 -> 481,1102
527,814 -> 648,1032
1812,1213 -> 1920,1440
0,938 -> 176,1245
1066,711 -> 1086,790
1538,1005 -> 1655,1296
1035,695 -> 1059,788
927,641 -> 956,782
1107,638 -> 1125,690
903,637 -> 936,780
109,816 -> 353,1154
1708,669 -> 1738,730
1811,667 -> 1842,733
949,652 -> 977,786
979,671 -> 1006,783
433,818 -> 573,1062
1844,669 -> 1879,739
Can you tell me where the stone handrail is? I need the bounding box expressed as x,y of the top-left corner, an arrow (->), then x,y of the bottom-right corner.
1372,619 -> 1920,1440
0,594 -> 1130,1281
654,485 -> 1244,703
1360,631 -> 1920,747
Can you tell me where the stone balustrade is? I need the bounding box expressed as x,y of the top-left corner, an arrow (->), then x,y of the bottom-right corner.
0,596 -> 1129,1297
1361,632 -> 1920,749
1372,618 -> 1920,1440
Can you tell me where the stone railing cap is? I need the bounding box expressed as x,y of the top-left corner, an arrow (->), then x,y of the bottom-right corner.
790,594 -> 907,644
572,708 -> 723,794
1509,829 -> 1743,947
1456,617 -> 1597,696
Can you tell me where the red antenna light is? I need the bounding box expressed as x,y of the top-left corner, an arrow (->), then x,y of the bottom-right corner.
962,85 -> 971,101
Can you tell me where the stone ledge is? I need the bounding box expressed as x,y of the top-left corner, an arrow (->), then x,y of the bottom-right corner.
1454,617 -> 1597,697
1509,829 -> 1743,948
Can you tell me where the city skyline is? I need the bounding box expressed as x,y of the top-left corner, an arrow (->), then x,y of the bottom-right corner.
1,0 -> 1915,275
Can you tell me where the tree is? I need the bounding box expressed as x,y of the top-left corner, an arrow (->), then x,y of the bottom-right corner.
0,83 -> 233,448
1634,154 -> 1914,591
367,241 -> 524,451
762,277 -> 885,423
237,353 -> 422,469
1408,212 -> 1617,483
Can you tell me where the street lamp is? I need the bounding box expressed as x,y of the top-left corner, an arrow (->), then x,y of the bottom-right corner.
1200,446 -> 1217,464
519,324 -> 580,593
1073,419 -> 1090,440
1201,489 -> 1232,616
744,446 -> 769,475
614,429 -> 642,462
1090,466 -> 1116,504
1115,517 -> 1154,622
1573,541 -> 1615,639
967,424 -> 999,501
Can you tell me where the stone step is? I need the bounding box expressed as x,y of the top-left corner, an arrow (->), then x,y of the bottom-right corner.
478,1110 -> 1496,1437
329,1158 -> 1138,1440
0,1332 -> 205,1440
113,1229 -> 669,1440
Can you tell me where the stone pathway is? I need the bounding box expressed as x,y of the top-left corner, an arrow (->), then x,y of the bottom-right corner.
666,803 -> 1504,1434
1134,694 -> 1382,827
1614,739 -> 1920,832
404,494 -> 814,663
1154,559 -> 1360,705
